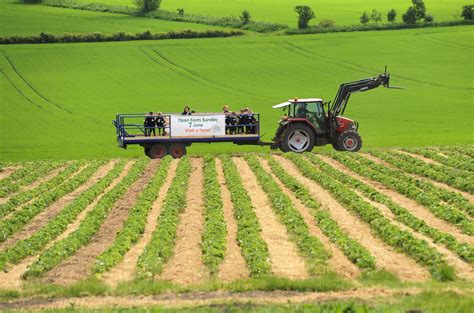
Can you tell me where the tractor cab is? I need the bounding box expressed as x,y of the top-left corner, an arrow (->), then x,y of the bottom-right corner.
274,98 -> 327,133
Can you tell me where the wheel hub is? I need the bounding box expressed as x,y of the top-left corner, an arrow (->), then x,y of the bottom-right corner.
342,136 -> 357,151
288,130 -> 310,152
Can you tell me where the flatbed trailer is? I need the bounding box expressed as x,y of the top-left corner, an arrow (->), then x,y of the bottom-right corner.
113,113 -> 262,158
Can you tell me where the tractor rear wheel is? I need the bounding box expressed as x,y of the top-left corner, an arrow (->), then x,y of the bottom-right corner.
148,144 -> 167,159
168,143 -> 186,158
281,124 -> 315,153
335,131 -> 362,152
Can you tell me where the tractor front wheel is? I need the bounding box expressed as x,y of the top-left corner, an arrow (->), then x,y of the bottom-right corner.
335,131 -> 362,152
168,143 -> 187,158
281,124 -> 315,153
148,144 -> 168,159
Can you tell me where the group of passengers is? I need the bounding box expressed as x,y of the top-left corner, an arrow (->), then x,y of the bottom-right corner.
143,105 -> 257,136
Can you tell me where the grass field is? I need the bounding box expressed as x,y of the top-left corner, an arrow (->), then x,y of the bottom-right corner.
75,0 -> 469,27
0,0 -> 224,36
1,25 -> 473,160
0,147 -> 473,311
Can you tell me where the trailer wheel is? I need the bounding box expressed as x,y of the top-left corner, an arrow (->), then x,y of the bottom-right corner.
148,144 -> 167,159
281,124 -> 315,153
168,143 -> 186,158
336,131 -> 362,152
144,147 -> 150,157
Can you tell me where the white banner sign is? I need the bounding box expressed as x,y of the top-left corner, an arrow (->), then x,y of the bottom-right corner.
170,114 -> 226,137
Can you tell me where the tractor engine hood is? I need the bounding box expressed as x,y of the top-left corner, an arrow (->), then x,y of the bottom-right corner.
335,116 -> 358,132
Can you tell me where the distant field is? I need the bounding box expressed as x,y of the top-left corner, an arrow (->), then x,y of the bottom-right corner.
1,26 -> 473,160
74,0 -> 468,27
0,0 -> 224,36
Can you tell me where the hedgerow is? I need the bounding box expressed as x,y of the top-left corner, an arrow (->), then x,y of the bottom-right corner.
135,157 -> 191,279
266,155 -> 376,270
370,150 -> 473,195
0,161 -> 83,219
93,157 -> 172,274
403,147 -> 474,172
245,155 -> 330,274
306,153 -> 474,264
332,153 -> 474,235
219,155 -> 271,277
287,153 -> 454,281
0,161 -> 104,243
24,158 -> 148,278
0,160 -> 127,270
201,156 -> 227,275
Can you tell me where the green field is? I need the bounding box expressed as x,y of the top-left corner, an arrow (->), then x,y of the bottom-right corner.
0,0 -> 224,36
1,25 -> 473,160
75,0 -> 468,27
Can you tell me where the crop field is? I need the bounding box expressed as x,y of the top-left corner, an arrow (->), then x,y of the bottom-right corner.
0,146 -> 473,311
1,25 -> 473,160
74,0 -> 468,27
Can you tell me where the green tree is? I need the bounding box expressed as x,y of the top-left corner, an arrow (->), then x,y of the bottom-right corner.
412,0 -> 426,20
240,10 -> 251,24
370,9 -> 382,23
461,5 -> 474,20
135,0 -> 160,13
360,11 -> 369,25
402,7 -> 417,24
294,5 -> 315,29
424,14 -> 434,22
387,9 -> 397,23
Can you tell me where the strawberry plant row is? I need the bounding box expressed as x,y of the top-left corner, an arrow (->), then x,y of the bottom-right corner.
438,146 -> 474,159
306,154 -> 474,264
0,161 -> 104,243
371,151 -> 473,195
332,153 -> 474,235
93,157 -> 172,274
219,155 -> 270,277
136,157 -> 191,279
288,153 -> 454,281
201,156 -> 227,275
245,155 -> 330,274
24,159 -> 147,278
403,147 -> 474,172
0,160 -> 127,270
0,161 -> 84,219
266,155 -> 376,270
432,148 -> 474,169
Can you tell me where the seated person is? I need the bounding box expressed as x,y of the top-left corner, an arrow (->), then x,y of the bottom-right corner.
155,112 -> 166,136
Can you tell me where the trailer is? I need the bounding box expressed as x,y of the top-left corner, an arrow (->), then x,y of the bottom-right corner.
113,112 -> 261,158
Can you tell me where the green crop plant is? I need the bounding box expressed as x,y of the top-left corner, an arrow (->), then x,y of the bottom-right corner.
287,153 -> 455,281
201,156 -> 227,275
93,156 -> 172,273
0,160 -> 127,270
245,155 -> 329,275
24,158 -> 148,278
266,155 -> 376,270
403,147 -> 474,172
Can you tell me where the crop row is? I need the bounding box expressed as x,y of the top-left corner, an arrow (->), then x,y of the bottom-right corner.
332,153 -> 474,235
24,159 -> 148,278
201,156 -> 227,275
305,154 -> 474,264
0,160 -> 127,270
433,148 -> 474,169
403,147 -> 474,172
266,155 -> 376,270
287,153 -> 454,281
219,155 -> 271,276
0,161 -> 104,243
93,157 -> 172,274
0,161 -> 84,219
0,161 -> 65,198
438,146 -> 474,159
371,150 -> 473,195
245,155 -> 329,274
136,157 -> 191,279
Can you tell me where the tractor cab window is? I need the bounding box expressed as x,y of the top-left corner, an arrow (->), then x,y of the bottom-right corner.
293,102 -> 325,127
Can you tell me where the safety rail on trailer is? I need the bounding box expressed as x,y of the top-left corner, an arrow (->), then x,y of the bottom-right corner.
113,112 -> 261,158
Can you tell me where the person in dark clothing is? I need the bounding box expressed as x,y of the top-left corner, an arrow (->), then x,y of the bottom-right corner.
225,110 -> 232,135
182,106 -> 192,115
155,112 -> 166,136
247,110 -> 257,134
237,109 -> 245,134
144,112 -> 155,136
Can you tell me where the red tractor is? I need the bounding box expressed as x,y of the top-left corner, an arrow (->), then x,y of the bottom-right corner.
271,71 -> 392,152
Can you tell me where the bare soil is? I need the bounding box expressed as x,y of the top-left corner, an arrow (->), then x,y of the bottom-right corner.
0,165 -> 21,181
232,157 -> 309,280
319,155 -> 474,247
258,157 -> 360,279
0,161 -> 117,251
43,160 -> 160,285
215,158 -> 250,281
160,158 -> 209,285
273,155 -> 430,281
103,159 -> 179,286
